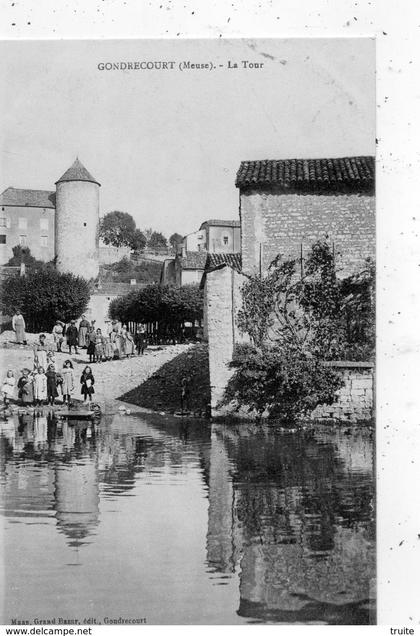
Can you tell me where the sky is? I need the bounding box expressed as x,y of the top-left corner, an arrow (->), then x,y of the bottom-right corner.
0,38 -> 375,238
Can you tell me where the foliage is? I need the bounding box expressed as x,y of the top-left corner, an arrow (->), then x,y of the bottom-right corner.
0,267 -> 90,332
130,229 -> 147,252
108,283 -> 203,338
169,233 -> 183,250
6,245 -> 48,269
99,211 -> 136,248
220,343 -> 343,423
148,231 -> 167,250
224,240 -> 375,422
100,257 -> 162,285
237,240 -> 375,361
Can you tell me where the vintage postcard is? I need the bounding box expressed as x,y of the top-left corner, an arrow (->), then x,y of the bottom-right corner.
0,38 -> 375,626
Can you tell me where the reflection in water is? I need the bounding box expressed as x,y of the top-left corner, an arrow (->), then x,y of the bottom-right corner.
0,411 -> 375,625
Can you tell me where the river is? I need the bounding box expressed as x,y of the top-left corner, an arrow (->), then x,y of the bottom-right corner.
0,411 -> 375,625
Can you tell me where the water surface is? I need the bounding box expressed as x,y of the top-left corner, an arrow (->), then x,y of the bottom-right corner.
0,411 -> 375,624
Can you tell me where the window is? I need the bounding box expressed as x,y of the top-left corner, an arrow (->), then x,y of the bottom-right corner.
40,218 -> 48,230
19,235 -> 27,246
40,236 -> 48,247
223,235 -> 229,245
0,217 -> 7,227
0,235 -> 6,244
18,217 -> 27,230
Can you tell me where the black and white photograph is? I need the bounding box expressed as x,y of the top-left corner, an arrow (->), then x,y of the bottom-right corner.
0,37 -> 376,626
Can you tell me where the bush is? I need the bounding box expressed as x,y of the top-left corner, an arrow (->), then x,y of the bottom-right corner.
0,267 -> 90,332
220,343 -> 344,424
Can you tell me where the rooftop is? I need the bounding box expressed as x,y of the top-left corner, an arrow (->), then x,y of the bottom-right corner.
0,187 -> 56,209
199,219 -> 240,229
56,158 -> 100,186
235,156 -> 375,193
178,251 -> 208,270
200,252 -> 242,288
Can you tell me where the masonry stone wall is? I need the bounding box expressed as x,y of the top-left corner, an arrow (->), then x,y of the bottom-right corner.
55,180 -> 99,279
311,362 -> 374,422
240,189 -> 375,277
98,245 -> 131,265
206,266 -> 248,411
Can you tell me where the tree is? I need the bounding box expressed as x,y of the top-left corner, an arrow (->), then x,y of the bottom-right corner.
0,267 -> 90,332
148,231 -> 167,250
169,233 -> 183,251
99,211 -> 136,248
6,245 -> 47,269
130,229 -> 147,252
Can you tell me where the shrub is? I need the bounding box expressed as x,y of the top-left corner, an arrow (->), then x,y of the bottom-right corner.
220,343 -> 343,424
0,267 -> 90,332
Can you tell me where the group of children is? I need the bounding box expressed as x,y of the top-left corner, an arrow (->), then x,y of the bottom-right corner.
2,358 -> 96,409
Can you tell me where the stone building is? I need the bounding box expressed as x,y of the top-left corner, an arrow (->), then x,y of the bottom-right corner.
237,156 -> 374,278
0,188 -> 56,264
203,155 -> 375,417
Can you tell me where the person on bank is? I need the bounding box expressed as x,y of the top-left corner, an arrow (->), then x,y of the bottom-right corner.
61,360 -> 75,405
46,363 -> 59,406
66,320 -> 79,355
80,366 -> 95,402
78,315 -> 90,348
12,310 -> 27,345
52,320 -> 65,352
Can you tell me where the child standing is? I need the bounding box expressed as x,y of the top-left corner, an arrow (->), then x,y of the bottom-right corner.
87,327 -> 97,364
2,370 -> 16,407
33,366 -> 48,406
80,366 -> 95,402
104,335 -> 114,361
94,328 -> 105,363
61,360 -> 74,406
17,368 -> 34,406
46,363 -> 59,406
33,334 -> 48,371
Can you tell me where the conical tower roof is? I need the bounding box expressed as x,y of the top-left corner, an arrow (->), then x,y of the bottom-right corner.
56,158 -> 100,186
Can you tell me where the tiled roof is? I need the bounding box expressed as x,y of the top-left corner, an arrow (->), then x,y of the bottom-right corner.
205,252 -> 242,273
56,158 -> 100,186
178,251 -> 208,270
199,219 -> 240,229
235,156 -> 375,193
200,252 -> 242,289
0,187 -> 55,208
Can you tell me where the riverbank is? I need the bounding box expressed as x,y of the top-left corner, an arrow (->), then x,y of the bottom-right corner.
0,335 -> 200,414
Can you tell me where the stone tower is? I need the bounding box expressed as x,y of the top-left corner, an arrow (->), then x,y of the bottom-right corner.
55,158 -> 100,279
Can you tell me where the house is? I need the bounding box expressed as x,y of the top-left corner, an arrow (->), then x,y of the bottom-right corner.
161,249 -> 207,286
198,219 -> 241,254
203,155 -> 375,416
0,188 -> 56,264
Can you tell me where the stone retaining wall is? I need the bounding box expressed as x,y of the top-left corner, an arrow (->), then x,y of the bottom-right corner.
311,361 -> 374,423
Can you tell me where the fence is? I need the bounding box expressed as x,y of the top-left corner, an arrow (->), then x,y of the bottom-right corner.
127,320 -> 203,345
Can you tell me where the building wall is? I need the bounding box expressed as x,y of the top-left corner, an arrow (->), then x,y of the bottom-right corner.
184,230 -> 206,252
0,205 -> 55,264
87,293 -> 119,331
55,180 -> 99,279
206,225 -> 241,254
311,363 -> 374,422
98,245 -> 131,265
205,266 -> 248,412
181,269 -> 203,286
240,189 -> 375,277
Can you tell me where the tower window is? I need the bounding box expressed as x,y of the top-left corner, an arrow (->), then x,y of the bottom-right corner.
83,222 -> 87,227
223,235 -> 229,245
0,235 -> 6,244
